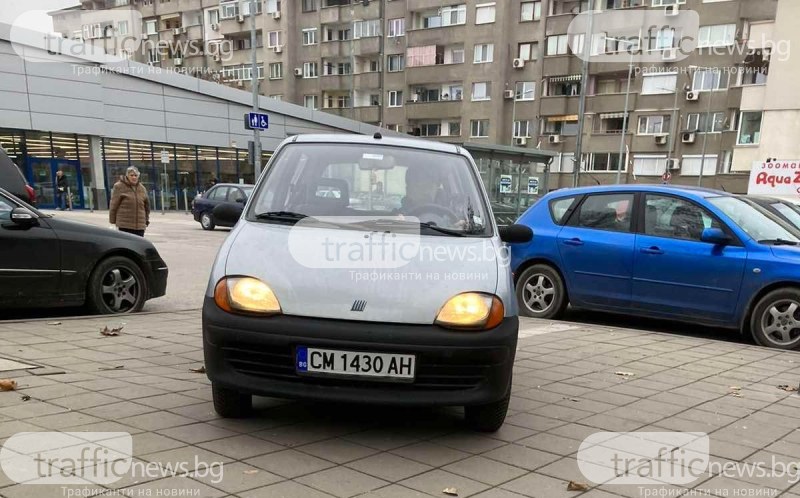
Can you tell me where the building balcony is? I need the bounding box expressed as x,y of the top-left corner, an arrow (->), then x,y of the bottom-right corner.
320,74 -> 350,90
320,1 -> 380,24
407,25 -> 464,47
355,72 -> 380,88
630,134 -> 674,153
636,92 -> 681,110
405,99 -> 463,120
406,63 -> 465,85
542,55 -> 583,76
588,93 -> 637,114
320,40 -> 345,58
545,14 -> 573,37
539,96 -> 580,116
407,0 -> 448,10
586,132 -> 632,151
353,36 -> 380,56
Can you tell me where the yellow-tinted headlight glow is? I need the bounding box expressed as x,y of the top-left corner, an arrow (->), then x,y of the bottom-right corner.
435,293 -> 504,330
215,277 -> 281,315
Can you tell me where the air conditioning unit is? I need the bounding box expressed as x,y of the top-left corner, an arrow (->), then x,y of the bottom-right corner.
503,89 -> 515,99
236,80 -> 245,87
173,57 -> 183,66
548,135 -> 562,144
293,67 -> 303,76
512,58 -> 525,69
686,90 -> 699,101
662,48 -> 677,61
682,131 -> 696,144
210,23 -> 219,31
410,94 -> 419,102
237,14 -> 245,23
668,158 -> 681,170
655,134 -> 668,145
514,137 -> 527,146
272,11 -> 281,19
273,46 -> 282,54
664,4 -> 679,16
173,27 -> 186,35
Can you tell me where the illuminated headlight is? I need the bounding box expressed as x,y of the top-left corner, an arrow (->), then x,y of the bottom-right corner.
214,277 -> 281,315
435,292 -> 504,330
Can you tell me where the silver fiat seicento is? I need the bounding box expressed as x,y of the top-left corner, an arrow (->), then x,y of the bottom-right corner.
202,133 -> 532,431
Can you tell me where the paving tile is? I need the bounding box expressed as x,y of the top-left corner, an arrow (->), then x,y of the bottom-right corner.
26,411 -> 104,429
471,489 -> 532,498
118,411 -> 197,431
504,413 -> 567,432
81,401 -> 156,419
192,461 -> 283,494
355,484 -> 437,497
579,414 -> 645,432
500,472 -> 579,498
429,433 -> 508,454
238,480 -> 335,498
296,466 -> 388,498
139,446 -> 232,473
197,434 -> 284,460
122,476 -> 226,498
346,452 -> 432,482
483,444 -> 561,471
129,432 -> 187,456
156,422 -> 239,444
49,392 -> 121,410
297,438 -> 380,464
390,442 -> 471,467
443,456 -> 528,486
400,469 -> 491,498
245,449 -> 336,479
516,433 -> 584,456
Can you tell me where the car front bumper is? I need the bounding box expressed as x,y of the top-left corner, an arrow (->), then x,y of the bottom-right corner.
145,259 -> 168,299
202,296 -> 518,407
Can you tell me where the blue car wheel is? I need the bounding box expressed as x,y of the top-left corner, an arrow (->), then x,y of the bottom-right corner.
515,264 -> 567,319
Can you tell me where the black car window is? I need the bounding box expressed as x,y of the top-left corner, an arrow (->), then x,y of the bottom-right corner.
644,194 -> 720,241
228,188 -> 245,203
207,186 -> 229,201
574,193 -> 634,233
549,196 -> 577,225
0,195 -> 14,221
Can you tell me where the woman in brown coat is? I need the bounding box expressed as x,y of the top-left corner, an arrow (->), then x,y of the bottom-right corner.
109,166 -> 150,236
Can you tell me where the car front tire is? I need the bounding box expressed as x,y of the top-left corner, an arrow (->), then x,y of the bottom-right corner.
212,383 -> 252,418
464,392 -> 510,432
86,256 -> 148,314
200,212 -> 215,231
750,288 -> 800,350
516,264 -> 567,319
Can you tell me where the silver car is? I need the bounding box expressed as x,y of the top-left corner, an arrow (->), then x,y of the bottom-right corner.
202,133 -> 532,431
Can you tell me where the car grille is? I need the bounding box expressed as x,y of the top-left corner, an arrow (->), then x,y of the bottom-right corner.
221,343 -> 507,391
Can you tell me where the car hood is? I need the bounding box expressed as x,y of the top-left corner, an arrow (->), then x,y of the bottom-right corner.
769,245 -> 800,261
44,216 -> 162,258
223,221 -> 501,324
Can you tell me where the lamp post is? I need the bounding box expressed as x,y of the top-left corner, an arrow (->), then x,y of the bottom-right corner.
604,36 -> 637,185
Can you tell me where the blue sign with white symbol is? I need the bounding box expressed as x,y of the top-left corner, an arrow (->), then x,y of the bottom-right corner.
246,112 -> 269,130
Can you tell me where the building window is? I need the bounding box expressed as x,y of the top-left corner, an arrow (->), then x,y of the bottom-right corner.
304,95 -> 318,109
388,90 -> 403,107
269,62 -> 283,79
642,72 -> 677,94
354,19 -> 381,39
147,48 -> 160,63
516,81 -> 536,100
302,0 -> 316,12
588,153 -> 623,171
473,43 -> 494,63
698,24 -> 736,48
737,111 -> 762,145
270,94 -> 282,101
302,28 -> 317,45
145,19 -> 157,35
208,9 -> 220,24
648,27 -> 675,50
681,155 -> 718,176
387,54 -> 404,72
692,69 -> 727,92
546,34 -> 571,55
303,62 -> 318,78
386,124 -> 403,133
475,3 -> 496,24
543,117 -> 579,136
267,30 -> 282,48
471,82 -> 491,101
548,76 -> 581,96
686,112 -> 725,133
513,120 -> 532,138
633,155 -> 668,176
447,121 -> 461,136
388,18 -> 405,37
638,115 -> 671,135
652,0 -> 686,6
441,5 -> 467,26
470,119 -> 490,138
117,21 -> 129,35
521,1 -> 542,21
518,42 -> 539,61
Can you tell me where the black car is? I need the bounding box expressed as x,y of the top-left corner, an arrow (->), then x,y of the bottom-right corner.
191,183 -> 254,230
0,188 -> 168,314
743,196 -> 800,231
0,147 -> 35,206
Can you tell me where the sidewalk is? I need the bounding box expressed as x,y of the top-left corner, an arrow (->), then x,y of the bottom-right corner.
0,312 -> 799,498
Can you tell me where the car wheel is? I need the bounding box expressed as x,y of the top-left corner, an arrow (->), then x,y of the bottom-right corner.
516,264 -> 567,319
212,383 -> 252,418
464,391 -> 510,432
750,288 -> 800,350
86,256 -> 148,314
200,212 -> 215,231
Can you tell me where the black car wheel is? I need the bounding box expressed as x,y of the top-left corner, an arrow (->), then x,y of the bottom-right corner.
751,288 -> 800,350
86,256 -> 148,314
516,264 -> 567,319
212,383 -> 252,417
200,212 -> 215,231
464,391 -> 510,432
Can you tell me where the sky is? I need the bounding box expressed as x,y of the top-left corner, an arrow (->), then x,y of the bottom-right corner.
1,0 -> 81,33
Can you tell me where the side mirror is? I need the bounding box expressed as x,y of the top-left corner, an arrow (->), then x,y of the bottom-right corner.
212,203 -> 242,225
10,207 -> 38,227
499,224 -> 533,244
701,227 -> 731,245
234,198 -> 245,204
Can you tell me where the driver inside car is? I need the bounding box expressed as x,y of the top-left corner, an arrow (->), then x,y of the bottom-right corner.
398,166 -> 473,230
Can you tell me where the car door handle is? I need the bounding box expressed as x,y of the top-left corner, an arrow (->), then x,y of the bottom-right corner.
640,246 -> 664,255
562,238 -> 584,246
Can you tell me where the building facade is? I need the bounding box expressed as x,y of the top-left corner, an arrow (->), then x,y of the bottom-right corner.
50,0 -> 797,192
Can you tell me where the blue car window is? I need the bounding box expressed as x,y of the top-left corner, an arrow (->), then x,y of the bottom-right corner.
645,195 -> 720,241
574,193 -> 634,233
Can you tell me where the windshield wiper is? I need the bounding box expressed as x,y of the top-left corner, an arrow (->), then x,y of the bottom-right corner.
253,211 -> 307,224
355,218 -> 466,237
758,238 -> 800,246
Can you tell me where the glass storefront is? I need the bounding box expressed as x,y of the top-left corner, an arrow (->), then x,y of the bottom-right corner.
218,148 -> 238,184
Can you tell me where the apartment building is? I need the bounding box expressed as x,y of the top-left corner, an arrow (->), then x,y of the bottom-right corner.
51,0 -> 793,192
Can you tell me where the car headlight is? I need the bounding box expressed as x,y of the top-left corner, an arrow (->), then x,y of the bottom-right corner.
435,292 -> 504,330
214,277 -> 281,315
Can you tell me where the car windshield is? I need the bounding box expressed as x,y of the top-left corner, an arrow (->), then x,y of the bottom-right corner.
770,202 -> 800,229
242,186 -> 254,196
247,143 -> 490,236
709,196 -> 800,244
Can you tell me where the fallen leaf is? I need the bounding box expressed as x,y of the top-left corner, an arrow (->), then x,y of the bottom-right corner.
99,365 -> 125,371
100,326 -> 124,337
242,470 -> 259,475
0,379 -> 17,391
47,321 -> 62,326
563,397 -> 580,402
614,371 -> 635,377
190,366 -> 206,374
567,481 -> 590,491
777,385 -> 798,392
145,336 -> 154,339
20,394 -> 30,401
442,488 -> 458,496
729,392 -> 742,398
729,386 -> 742,391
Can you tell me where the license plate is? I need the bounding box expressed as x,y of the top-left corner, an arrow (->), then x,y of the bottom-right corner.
296,347 -> 415,380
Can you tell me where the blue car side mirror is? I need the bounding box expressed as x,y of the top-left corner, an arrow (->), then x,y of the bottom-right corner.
701,227 -> 731,245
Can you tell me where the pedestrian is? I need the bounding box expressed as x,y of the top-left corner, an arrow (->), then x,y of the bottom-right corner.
55,170 -> 69,210
109,166 -> 150,237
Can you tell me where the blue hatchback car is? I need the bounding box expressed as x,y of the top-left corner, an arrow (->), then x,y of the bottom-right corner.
511,185 -> 800,350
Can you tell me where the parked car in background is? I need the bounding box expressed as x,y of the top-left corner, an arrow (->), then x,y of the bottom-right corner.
191,183 -> 254,230
0,147 -> 35,206
743,196 -> 800,231
0,187 -> 168,314
511,185 -> 800,350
